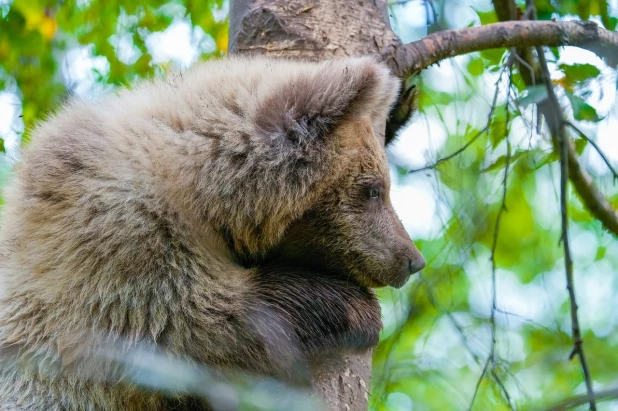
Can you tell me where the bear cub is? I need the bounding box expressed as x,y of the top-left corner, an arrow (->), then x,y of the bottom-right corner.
0,56 -> 424,409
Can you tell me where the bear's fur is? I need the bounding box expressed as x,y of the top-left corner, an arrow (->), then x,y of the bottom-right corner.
0,56 -> 424,409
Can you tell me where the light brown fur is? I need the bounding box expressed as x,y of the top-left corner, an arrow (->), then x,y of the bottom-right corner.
0,56 -> 422,409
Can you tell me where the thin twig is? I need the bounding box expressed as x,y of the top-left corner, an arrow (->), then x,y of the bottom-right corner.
565,121 -> 618,181
417,273 -> 483,364
535,45 -> 597,411
468,356 -> 491,410
469,70 -> 515,411
407,128 -> 488,174
492,76 -> 514,410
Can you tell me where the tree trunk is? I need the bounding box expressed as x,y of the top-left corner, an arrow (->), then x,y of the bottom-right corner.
227,1 -> 401,409
229,0 -> 399,62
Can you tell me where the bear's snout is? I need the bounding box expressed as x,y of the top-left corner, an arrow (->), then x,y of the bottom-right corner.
387,244 -> 425,288
380,207 -> 425,288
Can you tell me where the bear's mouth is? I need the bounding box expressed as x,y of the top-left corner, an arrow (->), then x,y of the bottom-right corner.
361,271 -> 412,289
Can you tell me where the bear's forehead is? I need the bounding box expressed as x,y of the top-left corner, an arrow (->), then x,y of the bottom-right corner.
335,117 -> 390,182
337,116 -> 384,149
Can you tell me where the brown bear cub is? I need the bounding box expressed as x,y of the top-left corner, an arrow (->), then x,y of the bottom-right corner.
0,56 -> 424,409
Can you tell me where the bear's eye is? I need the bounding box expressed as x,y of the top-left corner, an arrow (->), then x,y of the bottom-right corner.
369,187 -> 380,200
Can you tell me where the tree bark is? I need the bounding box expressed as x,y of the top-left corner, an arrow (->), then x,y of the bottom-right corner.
389,20 -> 618,77
228,1 -> 401,409
229,0 -> 399,62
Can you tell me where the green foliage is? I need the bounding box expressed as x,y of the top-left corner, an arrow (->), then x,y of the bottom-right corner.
0,0 -> 227,141
565,91 -> 603,122
376,1 -> 618,410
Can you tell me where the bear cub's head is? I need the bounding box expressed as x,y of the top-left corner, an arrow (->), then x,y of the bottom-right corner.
272,117 -> 424,289
264,58 -> 425,288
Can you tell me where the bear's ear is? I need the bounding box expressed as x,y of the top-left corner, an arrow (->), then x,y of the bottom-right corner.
254,57 -> 401,144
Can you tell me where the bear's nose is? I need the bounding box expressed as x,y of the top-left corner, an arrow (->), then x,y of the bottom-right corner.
409,254 -> 425,274
389,252 -> 425,289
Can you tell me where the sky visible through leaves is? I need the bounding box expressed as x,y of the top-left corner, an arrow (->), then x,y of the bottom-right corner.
1,0 -> 618,410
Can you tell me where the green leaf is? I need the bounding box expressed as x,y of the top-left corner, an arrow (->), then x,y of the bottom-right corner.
574,138 -> 588,155
595,247 -> 607,261
480,48 -> 506,67
558,63 -> 601,88
477,11 -> 498,25
467,58 -> 484,77
519,85 -> 548,107
535,151 -> 559,169
565,91 -> 602,122
481,150 -> 527,173
489,119 -> 507,149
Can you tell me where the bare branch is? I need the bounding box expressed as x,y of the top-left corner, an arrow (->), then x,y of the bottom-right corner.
490,76 -> 514,410
386,20 -> 618,77
407,127 -> 487,174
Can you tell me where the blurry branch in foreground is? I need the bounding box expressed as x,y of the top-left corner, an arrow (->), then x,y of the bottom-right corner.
5,332 -> 318,411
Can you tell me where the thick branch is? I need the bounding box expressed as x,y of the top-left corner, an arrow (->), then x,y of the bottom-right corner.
387,20 -> 618,77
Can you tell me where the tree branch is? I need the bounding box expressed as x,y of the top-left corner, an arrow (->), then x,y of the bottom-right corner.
535,45 -> 597,411
386,20 -> 618,77
470,69 -> 515,411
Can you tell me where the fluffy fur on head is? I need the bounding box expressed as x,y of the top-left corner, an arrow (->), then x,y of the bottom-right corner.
0,55 -> 416,409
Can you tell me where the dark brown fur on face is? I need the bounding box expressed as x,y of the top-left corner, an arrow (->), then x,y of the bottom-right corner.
269,118 -> 424,289
0,56 -> 423,409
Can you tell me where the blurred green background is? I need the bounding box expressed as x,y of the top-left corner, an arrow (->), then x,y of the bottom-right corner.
1,0 -> 618,409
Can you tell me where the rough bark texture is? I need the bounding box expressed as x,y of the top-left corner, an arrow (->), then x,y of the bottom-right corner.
229,0 -> 400,62
391,20 -> 618,78
228,1 -> 401,409
309,353 -> 373,411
